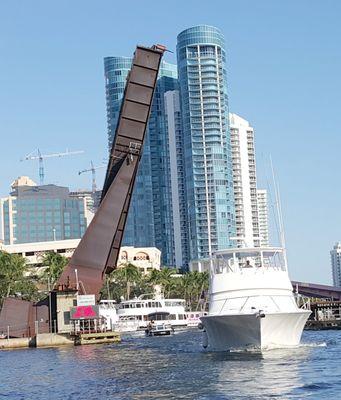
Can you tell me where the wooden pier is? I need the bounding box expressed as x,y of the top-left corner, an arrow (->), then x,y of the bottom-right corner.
304,300 -> 341,330
74,331 -> 121,345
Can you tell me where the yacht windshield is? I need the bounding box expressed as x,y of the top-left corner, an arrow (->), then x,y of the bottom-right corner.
213,248 -> 286,274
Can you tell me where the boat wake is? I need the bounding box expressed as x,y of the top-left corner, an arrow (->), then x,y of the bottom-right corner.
218,341 -> 327,354
299,342 -> 327,348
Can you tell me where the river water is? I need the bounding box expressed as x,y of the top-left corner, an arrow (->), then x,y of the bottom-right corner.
0,329 -> 340,399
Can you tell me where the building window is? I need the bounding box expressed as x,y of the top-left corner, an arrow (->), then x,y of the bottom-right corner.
134,252 -> 150,261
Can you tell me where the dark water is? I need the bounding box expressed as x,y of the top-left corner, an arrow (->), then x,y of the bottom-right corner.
0,330 -> 340,399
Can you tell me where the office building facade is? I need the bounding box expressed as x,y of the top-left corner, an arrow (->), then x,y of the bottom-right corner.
0,177 -> 87,245
177,25 -> 236,260
331,242 -> 341,287
104,57 -> 189,267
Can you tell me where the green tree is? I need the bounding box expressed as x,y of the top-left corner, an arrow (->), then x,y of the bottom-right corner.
193,270 -> 209,310
101,265 -> 210,310
110,263 -> 142,300
12,278 -> 42,302
0,251 -> 40,306
174,271 -> 209,310
147,267 -> 177,297
0,251 -> 26,301
40,251 -> 68,290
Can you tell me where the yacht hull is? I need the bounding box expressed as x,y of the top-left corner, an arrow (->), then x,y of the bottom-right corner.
201,311 -> 310,351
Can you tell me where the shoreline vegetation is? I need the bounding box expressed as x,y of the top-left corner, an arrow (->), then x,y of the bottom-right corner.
0,250 -> 209,311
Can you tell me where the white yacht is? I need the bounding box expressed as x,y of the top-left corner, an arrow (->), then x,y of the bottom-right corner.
201,246 -> 311,351
116,294 -> 187,331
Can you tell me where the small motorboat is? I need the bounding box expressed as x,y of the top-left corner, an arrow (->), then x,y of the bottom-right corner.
145,312 -> 175,336
145,321 -> 174,336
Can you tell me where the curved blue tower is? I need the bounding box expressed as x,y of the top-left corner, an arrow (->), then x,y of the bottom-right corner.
177,25 -> 236,260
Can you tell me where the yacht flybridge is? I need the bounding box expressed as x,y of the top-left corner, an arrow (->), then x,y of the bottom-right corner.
200,246 -> 311,351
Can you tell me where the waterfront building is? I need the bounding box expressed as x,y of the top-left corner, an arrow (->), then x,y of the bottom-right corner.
331,242 -> 341,287
0,176 -> 87,245
0,238 -> 80,264
104,57 -> 189,268
117,246 -> 161,274
257,189 -> 269,247
0,239 -> 161,273
230,113 -> 259,247
177,25 -> 236,260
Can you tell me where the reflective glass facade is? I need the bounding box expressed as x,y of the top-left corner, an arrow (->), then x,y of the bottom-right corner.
104,57 -> 188,267
177,25 -> 236,260
104,56 -> 155,249
1,184 -> 86,245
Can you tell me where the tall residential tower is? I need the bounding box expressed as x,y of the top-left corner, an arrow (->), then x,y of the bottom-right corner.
230,113 -> 259,247
331,242 -> 341,287
257,189 -> 269,247
177,25 -> 236,260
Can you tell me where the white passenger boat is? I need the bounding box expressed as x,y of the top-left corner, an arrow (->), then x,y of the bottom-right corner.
201,247 -> 311,351
116,294 -> 188,331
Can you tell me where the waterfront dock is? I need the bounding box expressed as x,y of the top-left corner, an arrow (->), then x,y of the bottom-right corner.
305,319 -> 341,330
0,331 -> 121,350
74,331 -> 121,345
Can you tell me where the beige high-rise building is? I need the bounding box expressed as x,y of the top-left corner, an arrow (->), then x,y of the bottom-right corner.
230,113 -> 260,247
257,189 -> 269,247
331,242 -> 341,287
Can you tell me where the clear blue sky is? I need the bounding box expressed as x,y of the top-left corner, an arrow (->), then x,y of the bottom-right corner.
1,0 -> 340,284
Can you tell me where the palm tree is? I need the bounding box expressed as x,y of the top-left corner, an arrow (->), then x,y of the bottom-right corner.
112,262 -> 142,300
195,271 -> 209,310
147,267 -> 177,297
41,251 -> 68,290
175,271 -> 209,310
180,272 -> 194,307
148,269 -> 162,286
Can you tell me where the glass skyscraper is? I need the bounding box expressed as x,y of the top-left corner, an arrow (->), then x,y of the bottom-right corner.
104,57 -> 189,267
177,25 -> 236,260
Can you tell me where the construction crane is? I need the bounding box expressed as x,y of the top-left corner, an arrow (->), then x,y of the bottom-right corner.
21,148 -> 84,185
78,161 -> 106,192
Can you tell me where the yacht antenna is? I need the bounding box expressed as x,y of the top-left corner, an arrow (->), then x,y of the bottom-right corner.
270,156 -> 288,267
262,152 -> 281,248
